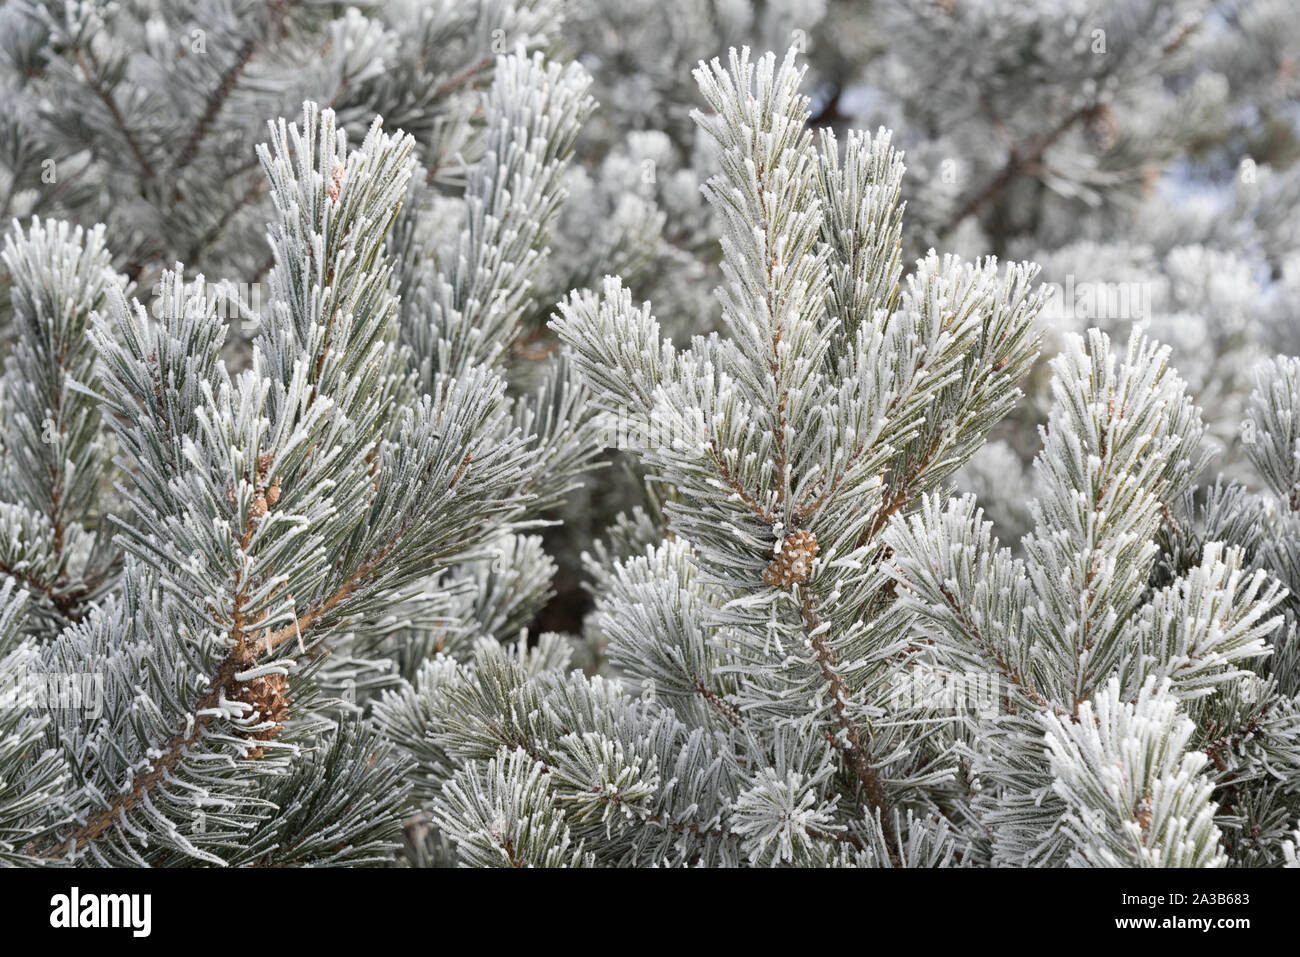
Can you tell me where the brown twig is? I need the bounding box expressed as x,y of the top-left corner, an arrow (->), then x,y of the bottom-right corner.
797,585 -> 897,863
72,49 -> 156,183
939,105 -> 1092,238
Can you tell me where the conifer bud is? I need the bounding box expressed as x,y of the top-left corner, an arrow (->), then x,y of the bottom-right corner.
764,529 -> 818,586
327,159 -> 345,204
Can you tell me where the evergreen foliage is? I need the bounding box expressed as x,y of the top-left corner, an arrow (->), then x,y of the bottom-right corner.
0,1 -> 1297,868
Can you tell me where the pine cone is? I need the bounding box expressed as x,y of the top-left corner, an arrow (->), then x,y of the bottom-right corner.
327,159 -> 345,204
233,671 -> 291,760
764,529 -> 818,587
1086,104 -> 1118,154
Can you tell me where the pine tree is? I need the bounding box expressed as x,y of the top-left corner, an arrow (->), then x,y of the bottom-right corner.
0,1 -> 1297,869
0,37 -> 601,862
0,1 -> 568,288
369,46 -> 1300,868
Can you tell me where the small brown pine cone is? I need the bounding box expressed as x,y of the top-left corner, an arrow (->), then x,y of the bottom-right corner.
251,494 -> 268,519
1086,105 -> 1118,154
265,477 -> 280,506
1135,793 -> 1154,836
764,529 -> 818,587
233,671 -> 291,758
327,160 -> 345,204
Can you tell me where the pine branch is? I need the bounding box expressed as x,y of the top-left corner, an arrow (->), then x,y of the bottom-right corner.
939,104 -> 1091,238
71,48 -> 156,184
797,585 -> 893,828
